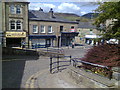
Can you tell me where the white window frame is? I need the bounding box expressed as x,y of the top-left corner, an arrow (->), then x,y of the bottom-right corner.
10,5 -> 15,14
40,25 -> 45,33
33,25 -> 38,33
48,26 -> 52,33
10,20 -> 16,30
16,20 -> 22,30
16,5 -> 21,14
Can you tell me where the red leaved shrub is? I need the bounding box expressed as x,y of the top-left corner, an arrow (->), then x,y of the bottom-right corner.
81,44 -> 120,67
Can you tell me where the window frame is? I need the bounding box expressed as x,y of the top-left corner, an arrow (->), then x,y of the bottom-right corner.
33,25 -> 38,33
16,5 -> 21,14
10,20 -> 16,30
40,25 -> 45,33
48,26 -> 52,33
10,5 -> 15,14
60,26 -> 63,32
16,20 -> 22,30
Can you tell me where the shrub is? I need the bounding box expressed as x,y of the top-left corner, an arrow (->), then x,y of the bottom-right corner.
81,44 -> 120,67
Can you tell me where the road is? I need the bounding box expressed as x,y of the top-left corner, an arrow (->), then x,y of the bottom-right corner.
2,45 -> 91,88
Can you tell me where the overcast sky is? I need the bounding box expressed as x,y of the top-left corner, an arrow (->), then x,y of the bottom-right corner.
28,0 -> 99,16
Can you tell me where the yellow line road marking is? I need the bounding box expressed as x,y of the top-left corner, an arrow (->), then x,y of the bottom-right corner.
25,69 -> 48,88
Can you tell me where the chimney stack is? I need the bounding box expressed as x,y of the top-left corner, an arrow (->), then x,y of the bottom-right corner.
39,7 -> 43,11
49,8 -> 55,18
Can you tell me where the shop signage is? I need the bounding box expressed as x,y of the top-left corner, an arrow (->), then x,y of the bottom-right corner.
70,29 -> 76,32
6,32 -> 26,38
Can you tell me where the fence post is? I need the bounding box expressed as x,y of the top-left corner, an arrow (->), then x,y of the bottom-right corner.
70,55 -> 72,65
50,56 -> 52,73
57,55 -> 59,72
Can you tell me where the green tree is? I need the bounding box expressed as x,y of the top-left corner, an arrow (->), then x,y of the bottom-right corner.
94,2 -> 120,42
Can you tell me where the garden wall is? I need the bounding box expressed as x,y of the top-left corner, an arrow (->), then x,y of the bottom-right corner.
67,66 -> 119,88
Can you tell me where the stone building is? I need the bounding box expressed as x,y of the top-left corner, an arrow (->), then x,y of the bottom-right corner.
76,22 -> 100,45
28,8 -> 79,48
1,0 -> 29,47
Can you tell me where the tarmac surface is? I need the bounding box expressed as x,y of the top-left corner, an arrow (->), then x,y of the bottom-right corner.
2,45 -> 91,88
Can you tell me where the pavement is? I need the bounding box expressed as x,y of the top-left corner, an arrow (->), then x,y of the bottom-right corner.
2,45 -> 92,88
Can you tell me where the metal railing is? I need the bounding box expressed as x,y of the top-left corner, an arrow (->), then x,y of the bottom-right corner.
49,56 -> 112,79
70,58 -> 112,79
50,55 -> 71,74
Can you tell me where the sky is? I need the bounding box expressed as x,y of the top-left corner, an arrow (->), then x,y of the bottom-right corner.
28,0 -> 100,16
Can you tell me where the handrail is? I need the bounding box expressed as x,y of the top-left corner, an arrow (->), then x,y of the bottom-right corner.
71,58 -> 108,69
50,55 -> 71,74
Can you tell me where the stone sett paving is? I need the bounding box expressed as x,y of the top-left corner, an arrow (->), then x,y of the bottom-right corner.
2,45 -> 91,88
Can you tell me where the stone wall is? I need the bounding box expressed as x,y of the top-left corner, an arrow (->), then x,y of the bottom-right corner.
67,66 -> 119,88
2,47 -> 39,56
112,67 -> 120,82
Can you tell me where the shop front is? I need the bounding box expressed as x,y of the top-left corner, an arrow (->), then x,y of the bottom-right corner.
29,35 -> 56,48
61,32 -> 79,46
5,32 -> 26,47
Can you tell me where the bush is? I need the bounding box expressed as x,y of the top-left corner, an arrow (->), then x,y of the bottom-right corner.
81,44 -> 120,67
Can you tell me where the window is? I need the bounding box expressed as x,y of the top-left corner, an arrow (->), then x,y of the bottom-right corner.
10,20 -> 15,30
16,20 -> 22,30
10,5 -> 15,14
60,26 -> 63,32
40,25 -> 45,33
16,5 -> 21,14
33,25 -> 38,33
71,26 -> 74,29
48,26 -> 52,33
70,26 -> 75,32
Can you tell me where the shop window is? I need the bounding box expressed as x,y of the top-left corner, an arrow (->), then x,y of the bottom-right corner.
33,25 -> 38,33
16,5 -> 21,14
40,25 -> 45,33
16,20 -> 22,30
60,26 -> 63,32
48,26 -> 52,33
10,5 -> 15,14
10,20 -> 15,30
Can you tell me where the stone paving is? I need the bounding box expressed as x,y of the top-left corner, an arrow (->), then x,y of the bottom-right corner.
2,45 -> 91,88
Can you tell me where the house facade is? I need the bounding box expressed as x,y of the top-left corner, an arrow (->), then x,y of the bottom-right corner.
28,9 -> 79,48
76,22 -> 100,45
1,0 -> 29,48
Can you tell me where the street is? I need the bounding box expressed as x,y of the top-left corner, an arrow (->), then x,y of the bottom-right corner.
2,45 -> 91,88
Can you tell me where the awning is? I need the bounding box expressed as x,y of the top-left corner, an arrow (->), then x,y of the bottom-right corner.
85,35 -> 101,39
29,35 -> 56,39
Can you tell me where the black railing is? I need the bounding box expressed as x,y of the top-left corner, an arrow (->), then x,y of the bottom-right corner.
50,55 -> 71,74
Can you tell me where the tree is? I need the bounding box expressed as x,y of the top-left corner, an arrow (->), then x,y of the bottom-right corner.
94,2 -> 120,42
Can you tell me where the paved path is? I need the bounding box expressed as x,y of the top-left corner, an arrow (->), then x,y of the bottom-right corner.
2,45 -> 91,88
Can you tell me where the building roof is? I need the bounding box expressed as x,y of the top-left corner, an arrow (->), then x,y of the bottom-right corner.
78,22 -> 96,29
1,0 -> 29,3
28,10 -> 78,24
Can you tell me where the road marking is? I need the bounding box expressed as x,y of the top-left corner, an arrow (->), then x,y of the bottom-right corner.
25,69 -> 48,88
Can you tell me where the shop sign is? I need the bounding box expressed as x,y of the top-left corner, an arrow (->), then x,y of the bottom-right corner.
70,29 -> 76,32
6,32 -> 26,38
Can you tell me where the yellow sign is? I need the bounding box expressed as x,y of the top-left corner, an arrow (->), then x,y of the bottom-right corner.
6,32 -> 26,38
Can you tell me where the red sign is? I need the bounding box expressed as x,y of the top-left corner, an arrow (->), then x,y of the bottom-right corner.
70,29 -> 76,32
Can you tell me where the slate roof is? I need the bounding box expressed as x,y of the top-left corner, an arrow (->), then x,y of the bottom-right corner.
78,22 -> 97,29
28,10 -> 78,24
2,0 -> 29,2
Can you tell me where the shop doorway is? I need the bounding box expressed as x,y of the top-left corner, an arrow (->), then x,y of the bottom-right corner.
6,38 -> 21,47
